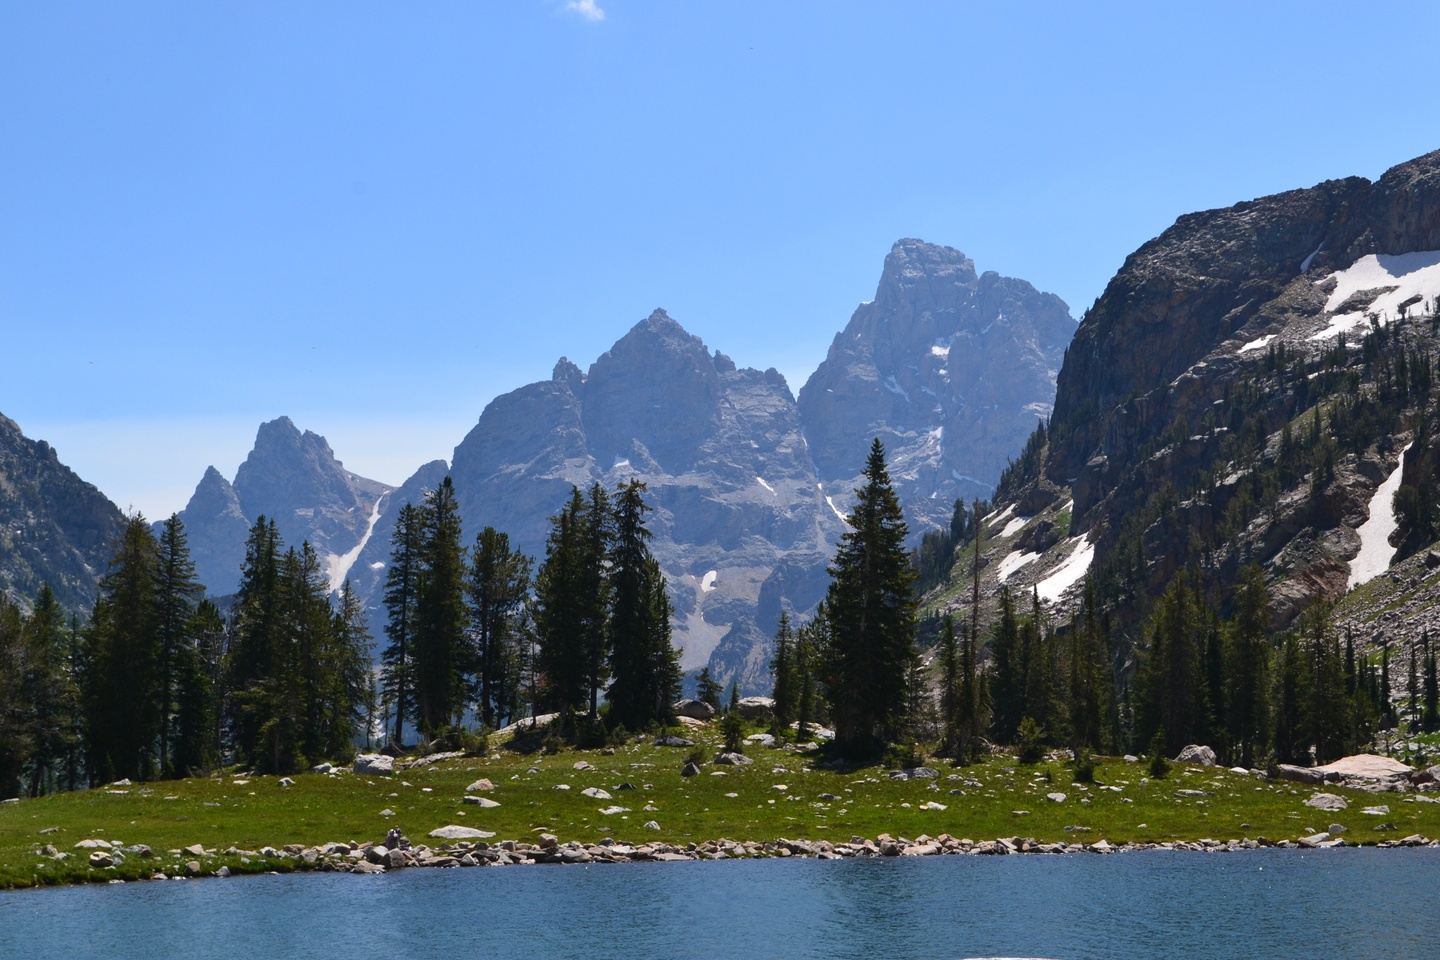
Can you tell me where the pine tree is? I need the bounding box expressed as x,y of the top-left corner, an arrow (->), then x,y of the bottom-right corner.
1225,566 -> 1271,768
821,439 -> 917,759
0,597 -> 29,797
989,587 -> 1023,743
1408,640 -> 1421,732
697,666 -> 723,711
534,488 -> 593,715
1380,639 -> 1395,729
467,527 -> 532,730
607,480 -> 674,730
83,516 -> 163,783
580,484 -> 613,718
228,516 -> 281,766
413,477 -> 468,737
326,581 -> 372,758
18,585 -> 79,796
381,503 -> 422,747
770,611 -> 795,733
1424,632 -> 1439,734
938,614 -> 962,757
1274,632 -> 1305,764
153,514 -> 203,777
173,599 -> 224,777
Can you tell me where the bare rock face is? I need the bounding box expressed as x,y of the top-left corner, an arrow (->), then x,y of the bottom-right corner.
445,309 -> 840,692
800,239 -> 1075,534
0,413 -> 126,610
172,417 -> 393,596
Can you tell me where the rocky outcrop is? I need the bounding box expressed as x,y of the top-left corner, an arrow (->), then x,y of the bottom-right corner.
172,417 -> 393,596
0,413 -> 126,610
800,239 -> 1074,533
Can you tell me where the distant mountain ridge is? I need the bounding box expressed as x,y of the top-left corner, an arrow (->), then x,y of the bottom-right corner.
0,413 -> 126,611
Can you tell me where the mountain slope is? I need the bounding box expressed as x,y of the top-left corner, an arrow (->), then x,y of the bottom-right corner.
172,417 -> 393,596
928,149 -> 1440,651
0,413 -> 127,611
801,239 -> 1074,534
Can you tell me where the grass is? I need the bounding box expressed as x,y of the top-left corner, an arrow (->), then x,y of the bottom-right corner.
4,721 -> 1439,890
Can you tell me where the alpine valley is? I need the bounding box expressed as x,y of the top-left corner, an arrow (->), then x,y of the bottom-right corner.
6,150 -> 1440,696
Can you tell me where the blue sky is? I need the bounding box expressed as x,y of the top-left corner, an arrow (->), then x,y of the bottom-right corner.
4,1 -> 1438,518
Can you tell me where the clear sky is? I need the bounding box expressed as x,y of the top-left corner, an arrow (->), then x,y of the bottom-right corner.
4,1 -> 1438,519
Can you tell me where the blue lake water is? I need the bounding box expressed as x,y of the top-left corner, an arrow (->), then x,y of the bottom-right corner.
3,849 -> 1438,959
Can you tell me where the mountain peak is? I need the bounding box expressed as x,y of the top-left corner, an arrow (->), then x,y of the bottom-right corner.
881,239 -> 978,288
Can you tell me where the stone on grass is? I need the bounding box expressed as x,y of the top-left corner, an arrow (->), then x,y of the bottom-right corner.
354,754 -> 395,777
735,696 -> 776,722
673,699 -> 717,721
580,786 -> 612,799
462,796 -> 500,808
428,825 -> 495,840
1175,744 -> 1217,766
1304,793 -> 1348,812
465,779 -> 495,793
655,735 -> 694,747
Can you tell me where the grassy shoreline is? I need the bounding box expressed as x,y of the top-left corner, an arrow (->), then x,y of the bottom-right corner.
5,723 -> 1439,890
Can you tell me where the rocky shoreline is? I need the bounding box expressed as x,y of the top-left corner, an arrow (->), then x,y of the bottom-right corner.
45,826 -> 1440,886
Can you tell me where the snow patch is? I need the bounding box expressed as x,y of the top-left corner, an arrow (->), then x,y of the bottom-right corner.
368,561 -> 386,571
700,570 -> 718,593
756,476 -> 776,495
930,342 -> 951,358
1348,442 -> 1413,590
995,549 -> 1039,582
1238,333 -> 1276,354
985,503 -> 1015,526
882,376 -> 910,401
1299,244 -> 1322,273
1036,537 -> 1095,602
826,495 -> 849,525
325,494 -> 386,593
1310,251 -> 1440,340
1000,515 -> 1028,539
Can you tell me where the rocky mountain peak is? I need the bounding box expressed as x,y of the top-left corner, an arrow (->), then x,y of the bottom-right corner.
552,356 -> 585,391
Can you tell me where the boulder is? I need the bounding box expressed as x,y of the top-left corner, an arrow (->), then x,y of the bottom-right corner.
427,825 -> 495,840
1175,744 -> 1217,766
673,699 -> 717,721
681,761 -> 702,777
1275,764 -> 1324,785
580,786 -> 612,800
735,696 -> 776,722
462,796 -> 500,808
353,754 -> 394,776
1312,754 -> 1413,782
1304,793 -> 1349,812
465,778 -> 495,793
654,735 -> 694,747
714,752 -> 753,766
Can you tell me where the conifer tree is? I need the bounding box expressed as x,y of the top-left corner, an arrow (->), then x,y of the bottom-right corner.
153,514 -> 202,777
0,597 -> 27,797
534,488 -> 591,715
173,599 -> 224,777
1423,632 -> 1439,733
84,515 -> 162,783
467,527 -> 532,729
1274,632 -> 1305,764
770,611 -> 795,733
607,480 -> 675,730
228,516 -> 280,766
821,439 -> 917,759
580,483 -> 614,718
326,581 -> 372,758
989,587 -> 1023,743
381,503 -> 422,747
19,585 -> 80,795
697,666 -> 723,711
939,614 -> 962,757
413,477 -> 468,736
1225,566 -> 1271,767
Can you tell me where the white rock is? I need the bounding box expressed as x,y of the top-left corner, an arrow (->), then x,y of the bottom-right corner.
427,825 -> 495,840
462,796 -> 500,808
580,786 -> 612,800
353,754 -> 394,776
1304,793 -> 1348,812
1174,744 -> 1217,766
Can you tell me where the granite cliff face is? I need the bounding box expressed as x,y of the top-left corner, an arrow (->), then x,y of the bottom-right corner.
172,417 -> 393,596
801,239 -> 1074,534
932,149 -> 1440,651
0,413 -> 126,611
445,310 -> 842,692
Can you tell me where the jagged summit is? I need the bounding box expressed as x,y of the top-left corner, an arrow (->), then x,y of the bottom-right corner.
799,238 -> 1075,532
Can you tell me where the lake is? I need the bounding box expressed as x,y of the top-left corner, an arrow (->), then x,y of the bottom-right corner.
3,849 -> 1437,959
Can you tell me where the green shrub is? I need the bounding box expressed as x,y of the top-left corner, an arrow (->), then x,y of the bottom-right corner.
1148,730 -> 1171,779
721,713 -> 746,754
1072,748 -> 1096,784
1016,717 -> 1045,764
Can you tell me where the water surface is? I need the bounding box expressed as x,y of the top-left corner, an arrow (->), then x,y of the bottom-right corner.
3,849 -> 1436,959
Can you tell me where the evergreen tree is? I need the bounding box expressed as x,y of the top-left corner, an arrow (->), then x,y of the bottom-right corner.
1225,566 -> 1271,767
580,483 -> 614,718
467,527 -> 532,730
381,503 -> 422,747
228,516 -> 281,766
1380,639 -> 1395,729
938,614 -> 962,757
326,581 -> 372,758
84,516 -> 162,783
413,477 -> 468,736
696,666 -> 723,711
534,488 -> 592,715
1423,632 -> 1439,734
1068,580 -> 1110,754
989,587 -> 1023,742
19,585 -> 80,796
153,514 -> 203,777
0,597 -> 28,797
1274,632 -> 1305,764
607,480 -> 677,729
770,611 -> 795,733
173,599 -> 224,777
1409,640 -> 1421,731
821,440 -> 917,759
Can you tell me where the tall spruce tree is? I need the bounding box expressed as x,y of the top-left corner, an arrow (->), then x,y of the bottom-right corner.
580,483 -> 614,718
381,503 -> 422,747
153,514 -> 203,777
534,488 -> 592,715
0,597 -> 28,797
821,440 -> 917,759
413,477 -> 468,736
1225,566 -> 1271,767
770,611 -> 796,734
84,515 -> 162,783
467,527 -> 532,730
607,480 -> 672,730
228,516 -> 281,767
20,585 -> 79,796
989,587 -> 1023,743
1423,632 -> 1439,733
